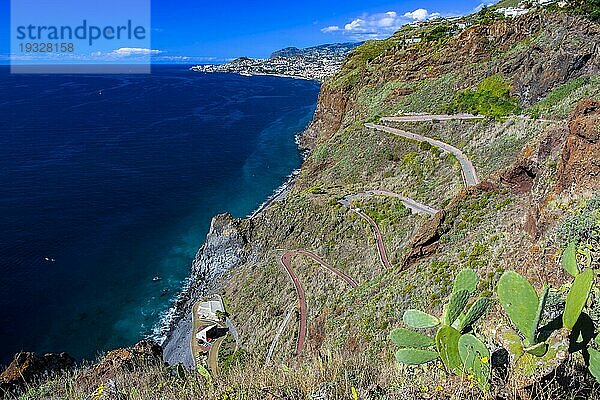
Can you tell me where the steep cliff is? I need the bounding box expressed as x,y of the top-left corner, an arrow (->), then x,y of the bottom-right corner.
304,11 -> 600,147
5,6 -> 600,400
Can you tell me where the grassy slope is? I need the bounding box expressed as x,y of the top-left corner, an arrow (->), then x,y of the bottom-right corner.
14,8 -> 600,400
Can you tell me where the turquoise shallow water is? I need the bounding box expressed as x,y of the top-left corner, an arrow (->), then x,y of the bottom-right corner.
0,65 -> 319,364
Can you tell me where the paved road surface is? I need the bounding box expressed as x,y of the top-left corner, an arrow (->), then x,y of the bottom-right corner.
342,191 -> 438,216
207,336 -> 225,376
381,113 -> 485,123
338,198 -> 393,269
280,252 -> 308,355
279,250 -> 358,355
365,122 -> 479,187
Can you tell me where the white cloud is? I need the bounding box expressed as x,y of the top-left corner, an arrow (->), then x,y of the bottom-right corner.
344,19 -> 365,31
321,8 -> 443,40
378,11 -> 398,27
403,8 -> 430,21
110,48 -> 162,57
321,25 -> 341,33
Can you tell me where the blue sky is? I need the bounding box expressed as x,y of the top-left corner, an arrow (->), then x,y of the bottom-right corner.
0,0 -> 495,63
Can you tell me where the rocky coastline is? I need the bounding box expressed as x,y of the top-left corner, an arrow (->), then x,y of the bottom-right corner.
160,213 -> 249,367
159,118 -> 318,367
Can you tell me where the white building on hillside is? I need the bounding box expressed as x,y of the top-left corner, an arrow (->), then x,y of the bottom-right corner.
496,6 -> 530,17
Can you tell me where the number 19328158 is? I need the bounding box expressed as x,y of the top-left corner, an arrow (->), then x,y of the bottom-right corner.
19,43 -> 75,52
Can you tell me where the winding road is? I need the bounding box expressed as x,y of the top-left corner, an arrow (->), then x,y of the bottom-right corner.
279,250 -> 357,355
338,191 -> 439,270
365,122 -> 480,187
338,197 -> 393,269
342,191 -> 438,216
381,113 -> 485,123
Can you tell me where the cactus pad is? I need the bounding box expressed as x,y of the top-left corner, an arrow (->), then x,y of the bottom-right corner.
403,309 -> 440,329
497,271 -> 539,343
459,334 -> 490,391
561,242 -> 579,277
459,297 -> 490,332
453,268 -> 478,295
563,268 -> 594,330
436,325 -> 462,374
390,328 -> 435,348
589,348 -> 600,383
445,290 -> 469,326
395,348 -> 439,365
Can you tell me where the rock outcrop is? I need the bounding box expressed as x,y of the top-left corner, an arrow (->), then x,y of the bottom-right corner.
90,340 -> 162,380
556,98 -> 600,193
0,352 -> 74,395
403,210 -> 449,267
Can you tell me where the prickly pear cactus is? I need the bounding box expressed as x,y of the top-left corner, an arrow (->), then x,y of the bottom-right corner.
530,285 -> 549,345
453,268 -> 478,294
497,271 -> 540,345
403,309 -> 440,329
389,328 -> 435,348
563,268 -> 595,330
561,242 -> 579,277
459,334 -> 490,392
458,297 -> 490,333
589,345 -> 600,383
444,289 -> 469,326
495,326 -> 523,358
395,348 -> 439,365
512,328 -> 570,388
436,325 -> 462,374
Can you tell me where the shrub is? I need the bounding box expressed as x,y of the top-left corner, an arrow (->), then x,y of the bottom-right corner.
445,75 -> 521,119
554,195 -> 600,247
421,24 -> 455,43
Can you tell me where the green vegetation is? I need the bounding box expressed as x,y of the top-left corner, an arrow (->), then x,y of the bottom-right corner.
329,38 -> 398,88
554,195 -> 600,247
392,243 -> 599,394
358,199 -> 410,226
497,271 -> 549,349
466,5 -> 506,25
492,0 -> 521,8
566,0 -> 600,21
445,75 -> 521,119
528,76 -> 600,119
8,4 -> 600,398
421,24 -> 455,43
391,268 -> 491,390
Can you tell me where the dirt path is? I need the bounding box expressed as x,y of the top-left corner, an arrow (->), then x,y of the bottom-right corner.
265,303 -> 296,365
279,250 -> 357,355
365,122 -> 480,187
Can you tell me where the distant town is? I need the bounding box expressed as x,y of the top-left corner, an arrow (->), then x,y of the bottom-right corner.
192,0 -> 567,82
191,43 -> 359,82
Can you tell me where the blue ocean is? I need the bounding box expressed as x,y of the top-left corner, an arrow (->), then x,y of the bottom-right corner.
0,65 -> 319,365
